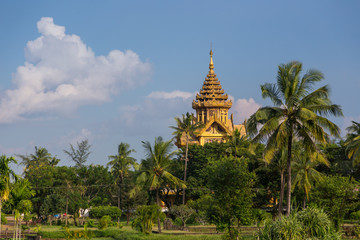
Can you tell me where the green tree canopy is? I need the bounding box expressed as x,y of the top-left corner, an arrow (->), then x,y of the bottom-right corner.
247,61 -> 343,215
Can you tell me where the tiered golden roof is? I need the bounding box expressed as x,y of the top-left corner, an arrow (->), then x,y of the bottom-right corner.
192,50 -> 232,109
176,49 -> 246,147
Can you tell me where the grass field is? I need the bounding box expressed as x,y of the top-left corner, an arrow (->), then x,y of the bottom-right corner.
36,222 -> 259,240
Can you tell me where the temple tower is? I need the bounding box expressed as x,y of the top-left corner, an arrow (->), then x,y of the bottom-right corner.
184,50 -> 246,146
192,49 -> 232,127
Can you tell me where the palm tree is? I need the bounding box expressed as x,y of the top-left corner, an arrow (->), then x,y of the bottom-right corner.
268,148 -> 287,216
18,146 -> 52,171
292,149 -> 328,209
9,179 -> 35,240
0,155 -> 17,236
247,61 -> 342,215
137,136 -> 185,233
226,128 -> 255,158
344,121 -> 360,166
170,112 -> 203,204
107,142 -> 137,213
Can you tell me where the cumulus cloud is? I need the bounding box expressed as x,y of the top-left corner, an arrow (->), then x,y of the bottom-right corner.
232,98 -> 261,123
0,17 -> 151,123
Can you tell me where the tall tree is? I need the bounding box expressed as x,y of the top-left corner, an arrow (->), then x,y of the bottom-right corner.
9,179 -> 35,240
247,61 -> 342,215
64,139 -> 91,167
170,112 -> 203,204
269,148 -> 287,216
107,143 -> 137,214
292,148 -> 328,208
137,137 -> 185,233
344,121 -> 360,166
0,155 -> 17,236
19,146 -> 53,171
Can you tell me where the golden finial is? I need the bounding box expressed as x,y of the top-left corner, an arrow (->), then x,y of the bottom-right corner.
209,49 -> 214,74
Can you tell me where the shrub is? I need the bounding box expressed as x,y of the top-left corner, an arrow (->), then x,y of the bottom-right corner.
259,214 -> 304,240
297,207 -> 331,238
170,205 -> 195,227
132,205 -> 165,234
258,207 -> 342,240
174,217 -> 183,226
350,210 -> 360,220
89,206 -> 122,220
98,215 -> 112,230
86,220 -> 96,227
1,213 -> 7,224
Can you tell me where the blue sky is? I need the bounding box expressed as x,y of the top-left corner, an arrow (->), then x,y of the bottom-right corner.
0,1 -> 359,172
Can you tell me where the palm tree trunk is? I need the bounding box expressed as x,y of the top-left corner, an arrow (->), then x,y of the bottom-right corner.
65,197 -> 68,225
303,191 -> 307,209
286,133 -> 293,216
118,185 -> 121,223
278,169 -> 285,216
19,217 -> 22,240
156,189 -> 161,233
182,136 -> 189,205
13,216 -> 16,240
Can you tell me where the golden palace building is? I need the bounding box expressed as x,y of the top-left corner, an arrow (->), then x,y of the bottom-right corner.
177,50 -> 246,147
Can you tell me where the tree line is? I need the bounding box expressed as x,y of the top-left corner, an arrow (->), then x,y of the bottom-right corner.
0,61 -> 359,239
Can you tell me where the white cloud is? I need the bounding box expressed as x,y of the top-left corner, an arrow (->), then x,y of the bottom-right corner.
147,90 -> 195,100
232,98 -> 261,124
119,91 -> 194,136
57,128 -> 93,147
119,91 -> 261,137
0,17 -> 151,123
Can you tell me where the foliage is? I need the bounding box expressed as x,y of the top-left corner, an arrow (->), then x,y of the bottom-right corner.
98,215 -> 112,230
345,121 -> 360,166
350,210 -> 360,220
64,224 -> 93,240
64,139 -> 91,167
247,61 -> 342,215
259,214 -> 304,240
1,213 -> 6,224
170,112 -> 204,204
192,156 -> 255,240
137,136 -> 185,206
170,204 -> 195,227
108,142 -> 137,215
310,175 -> 359,229
185,142 -> 229,201
318,141 -> 352,177
0,155 -> 17,234
89,206 -> 122,220
132,204 -> 165,234
258,207 -> 341,240
292,144 -> 328,207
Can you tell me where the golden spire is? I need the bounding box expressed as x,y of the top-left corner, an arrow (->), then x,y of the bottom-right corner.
209,49 -> 214,74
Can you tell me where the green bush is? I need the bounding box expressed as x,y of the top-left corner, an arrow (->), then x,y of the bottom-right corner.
86,219 -> 96,227
258,207 -> 342,240
174,217 -> 183,226
350,211 -> 360,220
98,215 -> 112,230
297,207 -> 332,238
1,213 -> 7,224
89,206 -> 122,220
132,205 -> 165,234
